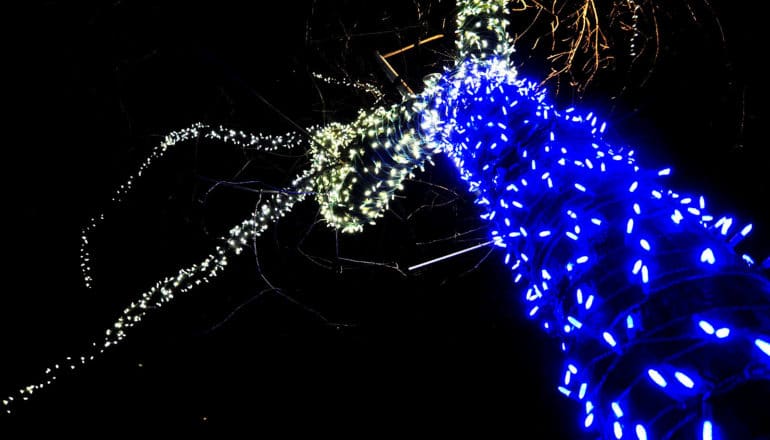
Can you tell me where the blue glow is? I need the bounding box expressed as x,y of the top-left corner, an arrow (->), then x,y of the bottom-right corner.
674,371 -> 695,388
756,338 -> 770,356
699,320 -> 715,335
741,223 -> 753,236
585,295 -> 595,310
568,316 -> 583,329
614,421 -> 623,439
603,331 -> 618,347
635,424 -> 648,440
719,217 -> 733,236
611,401 -> 624,418
702,420 -> 713,440
578,382 -> 588,399
647,369 -> 667,388
422,56 -> 770,440
700,248 -> 716,265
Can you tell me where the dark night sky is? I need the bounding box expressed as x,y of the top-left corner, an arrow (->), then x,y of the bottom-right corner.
2,0 -> 768,436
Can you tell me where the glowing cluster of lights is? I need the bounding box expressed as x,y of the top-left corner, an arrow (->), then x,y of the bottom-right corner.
420,36 -> 769,440
309,102 -> 439,232
5,2 -> 768,437
455,0 -> 515,62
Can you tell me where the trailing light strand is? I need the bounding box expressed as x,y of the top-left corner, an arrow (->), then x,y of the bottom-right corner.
5,3 -> 768,438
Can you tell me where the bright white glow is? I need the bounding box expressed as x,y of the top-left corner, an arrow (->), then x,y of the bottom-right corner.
698,320 -> 715,335
603,332 -> 618,347
635,425 -> 647,440
639,239 -> 650,251
585,413 -> 594,428
626,315 -> 635,329
702,420 -> 713,440
578,383 -> 587,399
568,316 -> 583,329
755,338 -> 770,356
720,217 -> 733,235
674,371 -> 695,388
611,401 -> 624,418
741,223 -> 753,236
614,421 -> 623,439
647,369 -> 667,387
715,328 -> 730,338
700,248 -> 716,265
658,167 -> 671,176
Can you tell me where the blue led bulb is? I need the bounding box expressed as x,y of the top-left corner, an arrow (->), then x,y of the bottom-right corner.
422,58 -> 770,439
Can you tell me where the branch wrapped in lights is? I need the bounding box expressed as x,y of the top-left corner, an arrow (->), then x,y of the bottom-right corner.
421,55 -> 770,439
5,2 -> 769,438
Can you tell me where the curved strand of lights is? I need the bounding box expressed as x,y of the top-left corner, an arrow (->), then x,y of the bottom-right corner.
5,124 -> 313,412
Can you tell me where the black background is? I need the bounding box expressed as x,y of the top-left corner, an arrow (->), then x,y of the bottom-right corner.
2,0 -> 768,437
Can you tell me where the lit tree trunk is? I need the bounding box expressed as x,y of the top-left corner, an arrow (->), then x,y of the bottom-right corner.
417,1 -> 770,438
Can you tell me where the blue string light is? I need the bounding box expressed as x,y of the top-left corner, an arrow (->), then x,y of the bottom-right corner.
421,57 -> 770,439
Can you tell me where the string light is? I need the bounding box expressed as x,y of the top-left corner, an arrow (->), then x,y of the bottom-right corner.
5,3 -> 768,440
420,3 -> 770,438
